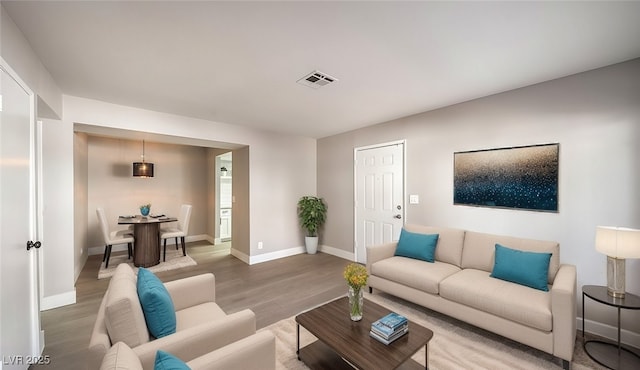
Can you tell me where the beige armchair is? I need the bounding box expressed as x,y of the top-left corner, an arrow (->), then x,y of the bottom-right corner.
88,264 -> 275,370
100,333 -> 275,370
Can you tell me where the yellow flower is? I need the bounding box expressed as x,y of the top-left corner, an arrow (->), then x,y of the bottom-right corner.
343,263 -> 368,289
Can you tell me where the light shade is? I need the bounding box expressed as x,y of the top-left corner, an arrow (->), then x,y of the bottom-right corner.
133,162 -> 154,177
595,226 -> 640,258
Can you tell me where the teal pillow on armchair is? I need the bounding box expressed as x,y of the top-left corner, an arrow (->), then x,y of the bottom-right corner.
154,350 -> 190,370
137,268 -> 176,338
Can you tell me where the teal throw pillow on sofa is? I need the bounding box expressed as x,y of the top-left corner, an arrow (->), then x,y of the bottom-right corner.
137,268 -> 177,338
154,350 -> 190,370
394,229 -> 439,262
490,244 -> 552,291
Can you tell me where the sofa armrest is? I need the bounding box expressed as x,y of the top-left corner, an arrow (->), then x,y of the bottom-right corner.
366,242 -> 397,273
87,293 -> 111,370
134,309 -> 256,369
186,331 -> 276,370
164,273 -> 216,311
551,264 -> 577,361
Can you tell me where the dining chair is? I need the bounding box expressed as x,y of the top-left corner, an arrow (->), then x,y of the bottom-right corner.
159,204 -> 192,261
96,207 -> 135,268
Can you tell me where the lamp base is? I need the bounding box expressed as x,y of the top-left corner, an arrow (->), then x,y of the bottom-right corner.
606,256 -> 626,298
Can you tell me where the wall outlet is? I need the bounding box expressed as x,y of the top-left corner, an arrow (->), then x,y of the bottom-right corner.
410,194 -> 420,204
258,241 -> 263,249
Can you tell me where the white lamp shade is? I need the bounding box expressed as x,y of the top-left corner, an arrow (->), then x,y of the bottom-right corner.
595,226 -> 640,258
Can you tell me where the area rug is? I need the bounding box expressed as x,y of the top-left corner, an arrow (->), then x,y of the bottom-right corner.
260,292 -> 604,370
98,249 -> 197,279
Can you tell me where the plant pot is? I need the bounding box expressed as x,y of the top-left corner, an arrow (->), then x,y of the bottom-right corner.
304,236 -> 318,254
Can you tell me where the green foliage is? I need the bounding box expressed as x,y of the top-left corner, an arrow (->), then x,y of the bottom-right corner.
297,196 -> 327,237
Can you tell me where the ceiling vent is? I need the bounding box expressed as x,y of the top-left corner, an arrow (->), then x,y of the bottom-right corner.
297,70 -> 338,89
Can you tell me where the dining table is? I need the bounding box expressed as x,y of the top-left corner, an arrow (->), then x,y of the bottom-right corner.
118,215 -> 178,267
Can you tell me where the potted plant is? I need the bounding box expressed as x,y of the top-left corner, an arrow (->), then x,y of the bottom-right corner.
297,196 -> 327,254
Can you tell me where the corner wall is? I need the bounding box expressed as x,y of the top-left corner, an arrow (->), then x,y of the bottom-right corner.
318,59 -> 640,343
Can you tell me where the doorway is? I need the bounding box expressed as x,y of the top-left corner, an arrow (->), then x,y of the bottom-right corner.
215,152 -> 232,244
1,61 -> 44,365
354,141 -> 405,264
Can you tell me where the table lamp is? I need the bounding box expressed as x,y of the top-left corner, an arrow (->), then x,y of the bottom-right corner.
595,226 -> 640,298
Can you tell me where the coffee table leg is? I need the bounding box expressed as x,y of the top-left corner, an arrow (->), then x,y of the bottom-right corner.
296,323 -> 300,360
425,343 -> 428,369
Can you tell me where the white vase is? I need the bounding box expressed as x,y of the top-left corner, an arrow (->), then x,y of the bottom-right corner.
304,236 -> 318,254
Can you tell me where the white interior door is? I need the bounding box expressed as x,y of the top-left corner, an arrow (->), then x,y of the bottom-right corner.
355,142 -> 404,264
1,62 -> 42,369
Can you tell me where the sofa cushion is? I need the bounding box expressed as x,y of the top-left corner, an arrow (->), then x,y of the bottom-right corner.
137,268 -> 177,339
461,231 -> 560,283
104,264 -> 150,348
491,244 -> 552,291
100,341 -> 143,370
394,229 -> 439,262
403,225 -> 466,267
154,350 -> 190,370
175,302 -> 227,331
371,256 -> 460,294
440,269 -> 552,331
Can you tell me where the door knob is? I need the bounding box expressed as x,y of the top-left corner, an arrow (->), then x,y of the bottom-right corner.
26,240 -> 41,251
394,214 -> 402,219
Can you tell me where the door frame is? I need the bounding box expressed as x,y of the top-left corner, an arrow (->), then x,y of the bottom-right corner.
0,58 -> 44,358
353,139 -> 406,263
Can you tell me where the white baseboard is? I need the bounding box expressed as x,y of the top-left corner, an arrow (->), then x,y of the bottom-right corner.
247,246 -> 305,265
41,289 -> 76,311
242,244 -> 353,265
38,330 -> 45,355
230,248 -> 249,264
579,317 -> 640,348
318,244 -> 354,261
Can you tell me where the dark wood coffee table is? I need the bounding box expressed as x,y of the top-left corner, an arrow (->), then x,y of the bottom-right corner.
296,296 -> 433,369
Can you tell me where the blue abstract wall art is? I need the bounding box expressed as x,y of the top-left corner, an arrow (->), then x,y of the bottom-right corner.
454,143 -> 559,212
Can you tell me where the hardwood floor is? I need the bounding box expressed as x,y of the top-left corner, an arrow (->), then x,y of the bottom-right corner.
32,241 -> 351,370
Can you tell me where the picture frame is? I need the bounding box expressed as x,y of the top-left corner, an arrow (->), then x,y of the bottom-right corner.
453,143 -> 559,212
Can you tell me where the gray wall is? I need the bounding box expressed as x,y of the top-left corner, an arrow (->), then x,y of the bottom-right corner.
318,58 -> 640,342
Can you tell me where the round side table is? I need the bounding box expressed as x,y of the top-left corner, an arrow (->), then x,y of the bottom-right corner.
582,285 -> 640,369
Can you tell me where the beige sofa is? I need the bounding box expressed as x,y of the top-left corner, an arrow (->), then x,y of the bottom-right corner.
88,264 -> 275,370
366,225 -> 576,369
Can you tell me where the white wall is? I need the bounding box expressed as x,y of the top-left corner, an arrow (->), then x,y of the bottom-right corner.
73,132 -> 88,279
0,5 -> 62,119
41,119 -> 75,310
318,59 -> 640,344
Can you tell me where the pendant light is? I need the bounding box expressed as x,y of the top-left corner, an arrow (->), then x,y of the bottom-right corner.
133,140 -> 154,177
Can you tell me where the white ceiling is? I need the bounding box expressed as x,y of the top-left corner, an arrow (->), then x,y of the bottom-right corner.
4,1 -> 640,139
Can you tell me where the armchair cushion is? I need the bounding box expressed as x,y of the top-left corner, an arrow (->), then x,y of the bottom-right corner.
137,268 -> 177,338
154,350 -> 190,370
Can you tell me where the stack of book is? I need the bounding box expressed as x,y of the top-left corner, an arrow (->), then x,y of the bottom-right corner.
369,312 -> 409,345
